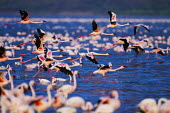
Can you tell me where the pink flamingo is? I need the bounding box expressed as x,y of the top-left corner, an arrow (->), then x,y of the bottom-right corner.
78,20 -> 116,38
56,71 -> 79,98
84,62 -> 126,83
6,10 -> 46,25
103,11 -> 132,29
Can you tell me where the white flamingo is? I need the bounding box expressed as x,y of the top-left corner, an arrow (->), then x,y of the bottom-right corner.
57,71 -> 79,98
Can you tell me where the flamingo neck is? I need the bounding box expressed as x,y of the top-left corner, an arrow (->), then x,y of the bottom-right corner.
47,86 -> 52,105
8,70 -> 14,91
157,98 -> 168,107
73,73 -> 77,91
29,83 -> 36,98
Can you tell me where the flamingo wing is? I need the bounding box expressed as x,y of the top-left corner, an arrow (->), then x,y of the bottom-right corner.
142,25 -> 150,32
92,20 -> 100,31
34,33 -> 41,49
119,39 -> 129,52
86,54 -> 98,64
108,11 -> 117,24
56,63 -> 73,76
0,46 -> 5,57
37,28 -> 46,38
19,10 -> 29,21
158,50 -> 165,55
134,26 -> 138,35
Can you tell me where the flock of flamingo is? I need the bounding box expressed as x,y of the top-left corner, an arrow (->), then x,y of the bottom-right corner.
0,10 -> 170,113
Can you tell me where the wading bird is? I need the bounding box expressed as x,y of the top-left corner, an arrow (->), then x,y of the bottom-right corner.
78,20 -> 116,38
6,10 -> 46,25
103,11 -> 132,29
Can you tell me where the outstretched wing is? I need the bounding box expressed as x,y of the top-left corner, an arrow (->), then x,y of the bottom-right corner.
0,46 -> 5,57
108,11 -> 117,24
92,20 -> 100,31
86,53 -> 98,64
34,33 -> 42,50
19,10 -> 29,21
37,28 -> 46,38
55,63 -> 73,76
142,25 -> 150,32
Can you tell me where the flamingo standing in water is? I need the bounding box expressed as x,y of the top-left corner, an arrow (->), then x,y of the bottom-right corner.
137,98 -> 168,113
103,11 -> 132,29
6,10 -> 46,25
31,84 -> 53,113
84,62 -> 126,83
77,20 -> 116,38
71,49 -> 111,64
65,96 -> 93,111
52,92 -> 66,109
56,71 -> 79,98
97,90 -> 120,111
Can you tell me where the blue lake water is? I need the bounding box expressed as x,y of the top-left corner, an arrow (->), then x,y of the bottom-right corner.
0,15 -> 170,113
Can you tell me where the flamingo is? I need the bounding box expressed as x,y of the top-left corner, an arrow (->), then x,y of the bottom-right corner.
84,63 -> 126,83
103,11 -> 132,29
0,46 -> 23,62
71,49 -> 111,64
6,10 -> 46,25
158,98 -> 170,113
52,92 -> 66,109
56,106 -> 77,113
97,90 -> 120,111
77,20 -> 116,38
102,37 -> 131,52
130,44 -> 145,56
134,24 -> 150,35
31,84 -> 53,113
137,98 -> 168,113
56,71 -> 79,98
0,64 -> 15,87
65,96 -> 93,111
146,47 -> 165,60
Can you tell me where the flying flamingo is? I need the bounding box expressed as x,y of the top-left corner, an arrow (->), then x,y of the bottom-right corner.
20,33 -> 45,55
56,71 -> 79,98
0,46 -> 23,62
71,49 -> 111,64
84,62 -> 126,83
77,20 -> 116,38
65,96 -> 93,111
146,47 -> 165,60
130,44 -> 145,56
6,10 -> 46,25
103,11 -> 132,29
134,24 -> 150,35
31,84 -> 53,113
102,37 -> 131,52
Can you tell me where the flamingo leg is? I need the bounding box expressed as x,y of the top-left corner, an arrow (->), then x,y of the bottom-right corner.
19,41 -> 33,45
33,68 -> 41,77
155,53 -> 165,60
77,34 -> 90,38
103,77 -> 117,83
6,22 -> 20,25
20,52 -> 34,55
146,52 -> 151,59
84,72 -> 94,81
